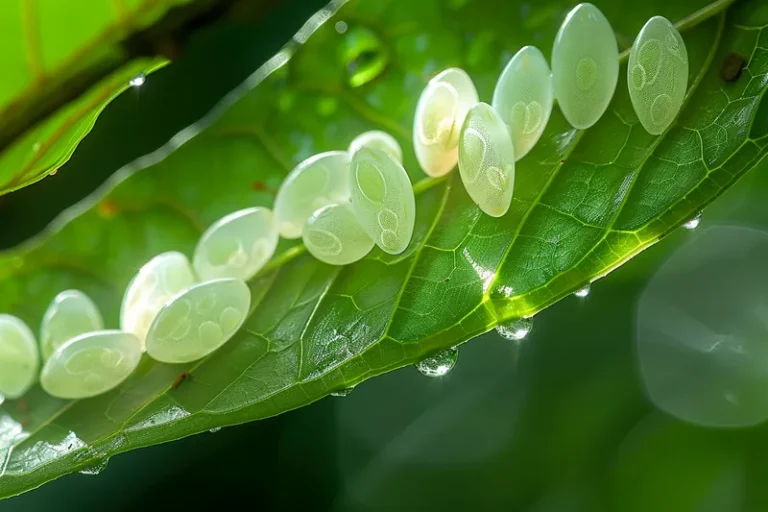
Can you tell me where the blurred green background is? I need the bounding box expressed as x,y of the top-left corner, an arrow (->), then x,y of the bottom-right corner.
3,0 -> 768,510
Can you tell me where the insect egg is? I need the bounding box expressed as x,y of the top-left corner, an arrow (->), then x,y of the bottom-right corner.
303,203 -> 375,265
350,146 -> 415,255
413,67 -> 479,177
458,102 -> 516,217
274,151 -> 352,239
0,315 -> 39,399
40,289 -> 104,361
40,330 -> 142,399
348,130 -> 403,163
145,278 -> 251,364
628,16 -> 688,135
193,207 -> 278,282
492,45 -> 553,160
120,251 -> 197,350
551,3 -> 619,129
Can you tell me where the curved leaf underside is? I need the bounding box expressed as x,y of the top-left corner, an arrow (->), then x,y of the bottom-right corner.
0,0 -> 200,196
1,0 -> 768,498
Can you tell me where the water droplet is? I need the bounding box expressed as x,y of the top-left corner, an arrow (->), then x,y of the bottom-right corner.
78,458 -> 109,476
340,26 -> 388,88
496,317 -> 534,341
415,347 -> 458,377
335,21 -> 348,34
0,394 -> 4,407
574,285 -> 591,298
683,212 -> 702,230
129,73 -> 146,87
209,427 -> 221,433
331,386 -> 355,397
32,142 -> 41,152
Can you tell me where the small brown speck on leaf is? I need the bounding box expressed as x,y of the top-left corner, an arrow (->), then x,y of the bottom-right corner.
171,372 -> 191,389
720,52 -> 746,82
98,199 -> 119,219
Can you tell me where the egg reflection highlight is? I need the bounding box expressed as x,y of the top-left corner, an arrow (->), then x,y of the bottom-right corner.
636,226 -> 768,427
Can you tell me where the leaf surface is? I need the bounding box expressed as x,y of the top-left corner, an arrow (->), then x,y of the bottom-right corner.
1,0 -> 767,498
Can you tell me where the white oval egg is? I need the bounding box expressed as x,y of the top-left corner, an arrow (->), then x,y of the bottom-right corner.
274,151 -> 352,239
40,289 -> 104,361
41,330 -> 142,399
348,130 -> 403,163
492,45 -> 554,160
120,251 -> 197,350
193,207 -> 278,282
0,315 -> 39,399
551,3 -> 619,129
413,68 -> 479,177
458,102 -> 516,217
145,278 -> 251,364
303,203 -> 375,265
350,146 -> 415,255
628,16 -> 689,135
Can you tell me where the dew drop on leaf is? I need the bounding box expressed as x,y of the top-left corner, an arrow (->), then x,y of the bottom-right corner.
496,317 -> 533,341
573,285 -> 591,298
682,212 -> 702,230
208,427 -> 222,433
129,73 -> 146,87
415,346 -> 458,377
330,386 -> 355,397
78,458 -> 109,476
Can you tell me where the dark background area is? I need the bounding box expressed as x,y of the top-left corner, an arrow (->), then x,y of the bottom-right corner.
3,0 -> 768,510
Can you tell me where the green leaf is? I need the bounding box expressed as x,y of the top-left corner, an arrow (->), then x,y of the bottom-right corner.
1,0 -> 767,498
0,0 -> 201,196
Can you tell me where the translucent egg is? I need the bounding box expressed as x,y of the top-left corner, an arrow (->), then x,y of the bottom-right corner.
552,3 -> 619,129
40,290 -> 104,361
120,252 -> 197,350
0,315 -> 39,399
303,203 -> 375,265
193,207 -> 278,282
274,151 -> 352,239
413,68 -> 479,177
145,278 -> 251,364
350,147 -> 415,255
40,330 -> 142,399
492,45 -> 554,160
348,130 -> 403,163
628,16 -> 688,135
458,103 -> 516,217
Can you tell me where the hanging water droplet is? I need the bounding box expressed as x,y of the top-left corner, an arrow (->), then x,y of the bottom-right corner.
208,427 -> 221,433
0,393 -> 4,407
496,317 -> 534,341
129,73 -> 146,87
79,458 -> 109,476
335,21 -> 348,34
340,26 -> 388,88
574,285 -> 591,298
415,346 -> 458,377
683,212 -> 702,230
330,386 -> 355,397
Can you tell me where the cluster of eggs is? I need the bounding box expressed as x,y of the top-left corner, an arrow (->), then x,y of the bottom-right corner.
417,4 -> 688,217
0,3 -> 689,402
